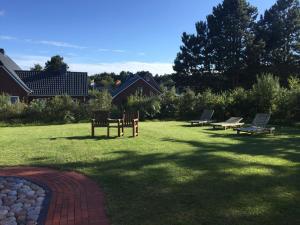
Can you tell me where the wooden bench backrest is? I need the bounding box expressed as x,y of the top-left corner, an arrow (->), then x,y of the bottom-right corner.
123,111 -> 139,127
92,111 -> 110,127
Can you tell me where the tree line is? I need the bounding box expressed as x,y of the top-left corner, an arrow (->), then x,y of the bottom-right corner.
173,0 -> 300,91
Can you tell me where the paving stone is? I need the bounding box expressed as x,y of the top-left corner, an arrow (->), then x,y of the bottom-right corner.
0,177 -> 46,225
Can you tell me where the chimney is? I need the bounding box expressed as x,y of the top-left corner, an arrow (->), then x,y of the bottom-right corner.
0,48 -> 4,55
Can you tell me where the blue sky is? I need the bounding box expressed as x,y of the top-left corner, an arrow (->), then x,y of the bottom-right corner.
0,0 -> 276,75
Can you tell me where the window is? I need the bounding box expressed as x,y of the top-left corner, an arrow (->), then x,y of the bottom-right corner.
137,87 -> 144,94
10,96 -> 20,104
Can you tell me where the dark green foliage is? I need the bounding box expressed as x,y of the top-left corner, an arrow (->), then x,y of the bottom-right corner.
126,93 -> 161,119
258,0 -> 300,68
208,0 -> 258,85
88,90 -> 113,112
159,87 -> 179,119
1,74 -> 299,124
0,94 -> 27,121
25,99 -> 47,121
174,21 -> 210,75
30,64 -> 43,71
45,95 -> 79,123
178,88 -> 197,119
44,55 -> 69,73
90,72 -> 117,88
252,74 -> 281,113
173,0 -> 300,90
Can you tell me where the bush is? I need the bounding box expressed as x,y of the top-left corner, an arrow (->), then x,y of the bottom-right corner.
227,87 -> 254,119
126,93 -> 161,120
25,99 -> 47,122
178,88 -> 197,119
88,90 -> 112,113
274,76 -> 300,122
45,95 -> 79,123
0,94 -> 27,121
159,87 -> 179,119
0,73 -> 299,124
252,74 -> 281,113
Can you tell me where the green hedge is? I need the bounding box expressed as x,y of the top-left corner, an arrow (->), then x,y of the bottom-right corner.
1,74 -> 299,124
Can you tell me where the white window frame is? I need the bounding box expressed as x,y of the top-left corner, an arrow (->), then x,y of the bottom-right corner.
10,96 -> 20,104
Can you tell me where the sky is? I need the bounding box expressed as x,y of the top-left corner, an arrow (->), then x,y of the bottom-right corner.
0,0 -> 276,75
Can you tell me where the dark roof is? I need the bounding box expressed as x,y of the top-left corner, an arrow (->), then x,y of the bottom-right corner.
16,70 -> 88,96
0,52 -> 32,93
111,74 -> 161,99
0,51 -> 22,71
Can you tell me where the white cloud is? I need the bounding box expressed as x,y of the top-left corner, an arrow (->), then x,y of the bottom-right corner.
69,61 -> 174,75
13,54 -> 174,75
0,35 -> 16,40
0,10 -> 5,16
98,48 -> 110,52
37,40 -> 86,49
13,55 -> 50,69
98,48 -> 126,53
112,49 -> 126,53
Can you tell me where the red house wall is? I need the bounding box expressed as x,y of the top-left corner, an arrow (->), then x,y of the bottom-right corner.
0,67 -> 28,98
113,79 -> 160,105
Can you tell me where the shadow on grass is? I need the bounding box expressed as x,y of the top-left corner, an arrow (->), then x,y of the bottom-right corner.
48,135 -> 126,141
27,129 -> 300,225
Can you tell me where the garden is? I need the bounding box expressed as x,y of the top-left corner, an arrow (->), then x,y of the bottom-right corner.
0,121 -> 299,225
0,74 -> 300,225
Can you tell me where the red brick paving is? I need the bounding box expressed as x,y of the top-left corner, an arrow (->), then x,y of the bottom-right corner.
0,167 -> 110,225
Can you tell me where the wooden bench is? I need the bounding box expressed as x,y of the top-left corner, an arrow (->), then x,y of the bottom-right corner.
122,111 -> 139,137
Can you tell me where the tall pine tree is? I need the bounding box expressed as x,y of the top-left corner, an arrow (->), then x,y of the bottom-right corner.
173,21 -> 209,75
258,0 -> 300,78
207,0 -> 258,86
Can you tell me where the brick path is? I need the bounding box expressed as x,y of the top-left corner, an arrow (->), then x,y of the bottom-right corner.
0,167 -> 110,225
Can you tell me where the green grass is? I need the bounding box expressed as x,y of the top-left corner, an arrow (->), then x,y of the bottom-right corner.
0,121 -> 299,225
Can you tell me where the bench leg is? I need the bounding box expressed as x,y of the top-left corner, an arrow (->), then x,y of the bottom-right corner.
117,121 -> 120,137
132,123 -> 139,137
107,125 -> 110,137
91,126 -> 94,137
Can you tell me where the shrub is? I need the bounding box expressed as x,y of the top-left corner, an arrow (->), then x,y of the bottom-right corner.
45,95 -> 79,123
0,73 -> 300,124
194,89 -> 227,120
227,87 -> 254,119
252,74 -> 281,113
178,88 -> 197,119
159,87 -> 179,119
126,93 -> 161,120
25,99 -> 47,122
0,94 -> 26,121
88,90 -> 112,113
275,76 -> 300,122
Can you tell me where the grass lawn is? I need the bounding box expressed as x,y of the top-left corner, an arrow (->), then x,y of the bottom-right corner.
0,121 -> 299,225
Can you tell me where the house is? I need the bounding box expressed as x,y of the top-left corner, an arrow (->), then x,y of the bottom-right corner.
0,49 -> 88,102
111,74 -> 161,105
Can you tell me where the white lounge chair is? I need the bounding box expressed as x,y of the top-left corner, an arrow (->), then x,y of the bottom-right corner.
211,117 -> 244,130
236,113 -> 275,134
190,109 -> 214,126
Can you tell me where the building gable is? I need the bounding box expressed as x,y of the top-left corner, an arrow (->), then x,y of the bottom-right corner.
112,77 -> 161,104
0,66 -> 29,97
